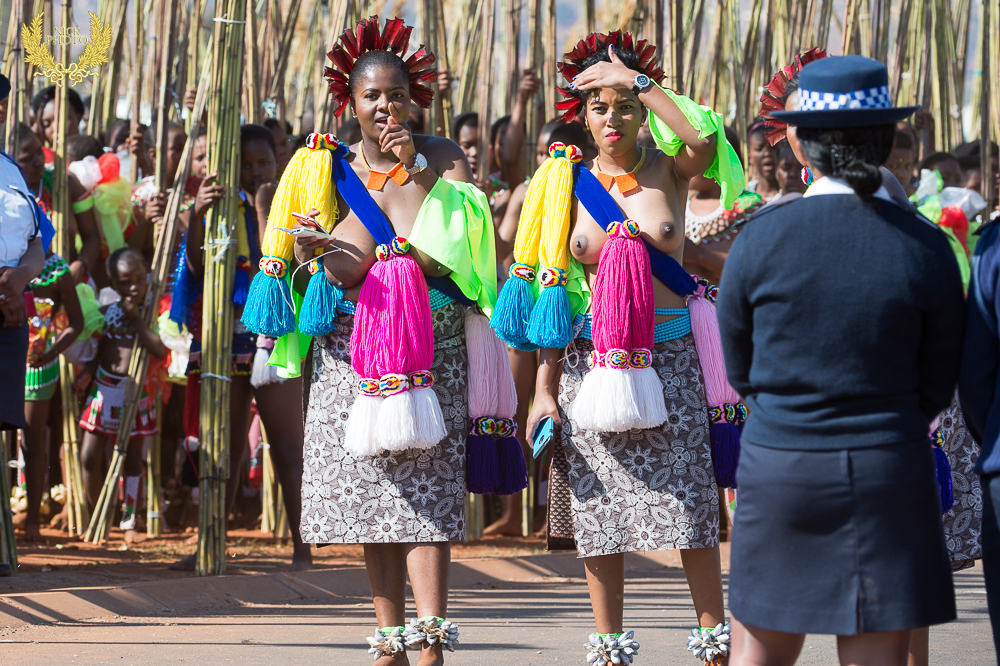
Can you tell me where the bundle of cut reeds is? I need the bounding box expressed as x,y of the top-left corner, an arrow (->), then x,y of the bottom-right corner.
84,44 -> 214,545
196,0 -> 247,576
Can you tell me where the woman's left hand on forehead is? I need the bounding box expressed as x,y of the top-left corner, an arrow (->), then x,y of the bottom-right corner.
570,46 -> 637,93
380,103 -> 416,166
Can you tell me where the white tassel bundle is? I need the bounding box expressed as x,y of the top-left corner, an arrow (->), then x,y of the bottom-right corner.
570,364 -> 642,433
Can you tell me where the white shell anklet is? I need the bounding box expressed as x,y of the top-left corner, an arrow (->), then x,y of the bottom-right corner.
585,630 -> 640,665
686,622 -> 731,664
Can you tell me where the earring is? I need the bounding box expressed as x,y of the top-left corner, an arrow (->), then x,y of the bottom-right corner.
801,167 -> 814,186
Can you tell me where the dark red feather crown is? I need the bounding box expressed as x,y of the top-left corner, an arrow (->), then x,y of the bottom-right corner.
555,30 -> 665,123
758,47 -> 827,146
324,16 -> 436,118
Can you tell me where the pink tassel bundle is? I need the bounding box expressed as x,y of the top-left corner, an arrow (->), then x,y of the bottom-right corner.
344,238 -> 445,456
464,312 -> 526,495
688,279 -> 744,488
570,220 -> 666,432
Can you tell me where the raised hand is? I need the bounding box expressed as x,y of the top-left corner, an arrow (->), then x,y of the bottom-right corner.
193,173 -> 226,221
380,103 -> 417,168
570,46 -> 637,93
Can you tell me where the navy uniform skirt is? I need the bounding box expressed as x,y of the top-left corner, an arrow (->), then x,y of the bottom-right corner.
729,440 -> 956,635
0,322 -> 28,430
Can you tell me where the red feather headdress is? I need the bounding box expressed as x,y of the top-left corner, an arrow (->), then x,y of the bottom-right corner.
555,30 -> 665,123
758,47 -> 827,146
324,16 -> 436,118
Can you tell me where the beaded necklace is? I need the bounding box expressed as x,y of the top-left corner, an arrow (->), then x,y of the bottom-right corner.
105,302 -> 136,340
358,144 -> 410,191
30,253 -> 71,288
594,148 -> 646,194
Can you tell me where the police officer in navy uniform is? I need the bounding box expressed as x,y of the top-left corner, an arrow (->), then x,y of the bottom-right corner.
718,56 -> 964,666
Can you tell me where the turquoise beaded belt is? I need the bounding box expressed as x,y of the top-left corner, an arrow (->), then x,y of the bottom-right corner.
572,307 -> 691,344
336,288 -> 454,315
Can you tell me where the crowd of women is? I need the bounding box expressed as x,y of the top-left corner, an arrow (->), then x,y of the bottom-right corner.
2,15 -> 1000,666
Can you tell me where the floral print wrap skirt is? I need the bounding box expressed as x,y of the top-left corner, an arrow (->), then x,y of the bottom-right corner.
547,333 -> 720,558
300,302 -> 468,544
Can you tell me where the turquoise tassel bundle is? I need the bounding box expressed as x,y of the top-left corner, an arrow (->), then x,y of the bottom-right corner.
526,267 -> 574,349
241,257 -> 296,338
491,263 -> 538,350
298,260 -> 344,336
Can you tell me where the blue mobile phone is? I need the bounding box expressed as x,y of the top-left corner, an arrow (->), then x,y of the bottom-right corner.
532,417 -> 555,459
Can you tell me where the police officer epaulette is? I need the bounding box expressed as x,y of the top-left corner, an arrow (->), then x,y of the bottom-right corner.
731,194 -> 802,231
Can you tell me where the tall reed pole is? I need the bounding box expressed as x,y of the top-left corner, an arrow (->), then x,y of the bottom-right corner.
130,0 -> 144,181
433,0 -> 453,137
198,0 -> 246,576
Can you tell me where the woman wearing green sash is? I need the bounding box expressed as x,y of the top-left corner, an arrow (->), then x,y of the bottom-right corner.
240,17 -> 517,666
491,31 -> 745,665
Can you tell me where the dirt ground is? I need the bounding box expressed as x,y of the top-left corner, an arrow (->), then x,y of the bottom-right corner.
3,526 -> 548,594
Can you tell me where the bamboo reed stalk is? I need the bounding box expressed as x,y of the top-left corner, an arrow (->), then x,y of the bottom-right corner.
146,398 -> 163,536
477,0 -> 496,185
291,0 -> 319,134
433,0 -> 453,137
129,0 -> 144,181
245,0 -> 262,124
197,0 -> 245,576
261,442 -> 274,533
154,0 -> 179,190
984,0 -> 997,210
0,433 -> 17,571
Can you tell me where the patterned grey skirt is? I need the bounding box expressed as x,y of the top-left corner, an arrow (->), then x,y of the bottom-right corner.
937,396 -> 983,571
547,334 -> 720,558
300,302 -> 469,544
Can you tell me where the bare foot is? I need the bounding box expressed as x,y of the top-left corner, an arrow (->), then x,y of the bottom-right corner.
124,529 -> 146,544
373,653 -> 409,666
416,643 -> 445,666
482,514 -> 522,537
12,512 -> 26,531
184,533 -> 199,545
289,544 -> 313,572
21,525 -> 43,543
168,554 -> 196,571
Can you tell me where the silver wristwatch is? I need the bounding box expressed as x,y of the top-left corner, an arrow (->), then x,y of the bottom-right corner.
405,152 -> 428,175
631,73 -> 652,96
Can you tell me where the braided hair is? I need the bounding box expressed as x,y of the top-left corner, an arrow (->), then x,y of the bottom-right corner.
796,124 -> 895,199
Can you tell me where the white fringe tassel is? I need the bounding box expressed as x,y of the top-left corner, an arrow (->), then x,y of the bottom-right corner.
343,394 -> 384,457
632,366 -> 668,429
410,387 -> 446,449
250,347 -> 285,388
570,366 -> 642,432
375,392 -> 419,452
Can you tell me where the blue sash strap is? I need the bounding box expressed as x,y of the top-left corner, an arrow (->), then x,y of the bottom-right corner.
572,164 -> 697,298
329,144 -> 474,306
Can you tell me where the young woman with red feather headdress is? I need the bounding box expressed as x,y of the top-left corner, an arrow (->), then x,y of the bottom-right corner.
238,16 -> 520,666
490,30 -> 745,665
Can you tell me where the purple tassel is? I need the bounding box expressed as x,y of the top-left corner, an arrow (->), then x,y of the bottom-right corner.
494,436 -> 528,496
466,435 -> 498,495
710,422 -> 741,489
932,444 -> 954,514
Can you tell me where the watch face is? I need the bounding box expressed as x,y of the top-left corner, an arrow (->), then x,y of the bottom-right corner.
634,74 -> 651,90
